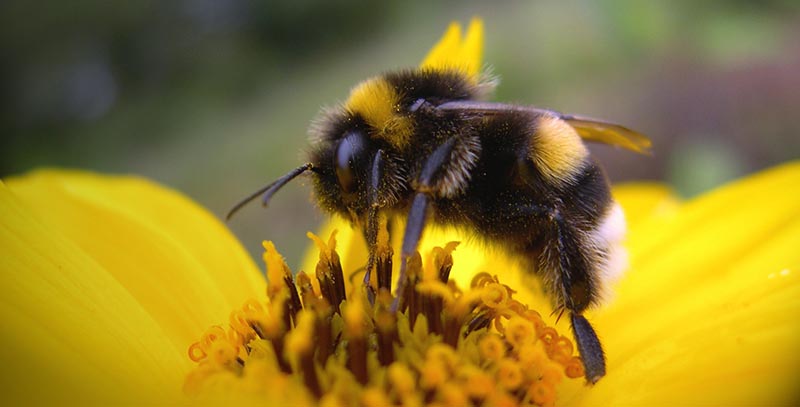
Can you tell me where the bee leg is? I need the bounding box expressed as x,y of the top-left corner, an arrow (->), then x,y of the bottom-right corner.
361,209 -> 379,305
391,138 -> 459,312
542,209 -> 606,383
390,191 -> 429,313
362,150 -> 386,304
570,312 -> 605,384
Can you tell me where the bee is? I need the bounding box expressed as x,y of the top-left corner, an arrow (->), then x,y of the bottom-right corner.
227,20 -> 650,384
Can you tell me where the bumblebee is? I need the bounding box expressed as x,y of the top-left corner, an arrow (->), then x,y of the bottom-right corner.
228,20 -> 650,383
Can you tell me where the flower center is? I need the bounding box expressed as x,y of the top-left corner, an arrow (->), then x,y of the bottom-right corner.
185,231 -> 584,406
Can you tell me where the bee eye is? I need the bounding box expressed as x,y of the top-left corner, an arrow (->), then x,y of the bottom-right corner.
335,131 -> 366,193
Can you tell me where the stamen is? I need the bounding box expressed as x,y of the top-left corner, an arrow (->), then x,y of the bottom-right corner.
419,357 -> 449,390
495,358 -> 524,390
343,291 -> 368,385
401,251 -> 423,325
361,388 -> 391,407
308,231 -> 346,313
375,217 -> 394,291
506,316 -> 536,348
285,310 -> 322,397
457,365 -> 495,399
439,382 -> 468,405
374,293 -> 397,366
185,232 -> 585,405
529,381 -> 556,406
478,334 -> 506,361
187,342 -> 206,363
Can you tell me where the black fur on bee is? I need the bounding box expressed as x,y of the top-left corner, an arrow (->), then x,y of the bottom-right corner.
228,67 -> 649,384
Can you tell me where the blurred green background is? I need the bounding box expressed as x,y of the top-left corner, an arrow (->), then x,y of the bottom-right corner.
2,0 -> 799,268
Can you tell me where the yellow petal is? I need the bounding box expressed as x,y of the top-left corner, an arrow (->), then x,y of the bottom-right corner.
1,182 -> 183,403
616,162 -> 800,310
419,18 -> 484,81
5,170 -> 265,337
304,162 -> 800,405
569,161 -> 800,405
0,169 -> 265,403
612,183 -> 680,230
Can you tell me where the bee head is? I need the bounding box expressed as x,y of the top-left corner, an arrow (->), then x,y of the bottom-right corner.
307,70 -> 490,224
307,123 -> 373,221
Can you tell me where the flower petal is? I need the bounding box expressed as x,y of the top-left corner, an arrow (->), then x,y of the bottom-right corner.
1,182 -> 183,403
570,161 -> 800,405
613,162 -> 800,312
419,18 -> 484,81
1,170 -> 265,403
612,183 -> 680,230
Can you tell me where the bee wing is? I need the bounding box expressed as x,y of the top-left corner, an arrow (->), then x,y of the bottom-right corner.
558,114 -> 652,155
435,101 -> 652,155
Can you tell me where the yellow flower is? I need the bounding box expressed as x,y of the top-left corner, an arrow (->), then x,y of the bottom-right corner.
2,162 -> 799,405
2,19 -> 799,406
185,228 -> 587,406
0,169 -> 266,404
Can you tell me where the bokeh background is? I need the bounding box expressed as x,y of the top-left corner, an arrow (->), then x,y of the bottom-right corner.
3,0 -> 799,268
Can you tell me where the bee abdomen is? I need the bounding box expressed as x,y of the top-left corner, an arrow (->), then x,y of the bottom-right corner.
527,115 -> 589,186
533,197 -> 627,312
586,202 -> 628,301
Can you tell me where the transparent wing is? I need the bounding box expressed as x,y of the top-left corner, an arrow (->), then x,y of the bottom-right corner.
559,114 -> 651,154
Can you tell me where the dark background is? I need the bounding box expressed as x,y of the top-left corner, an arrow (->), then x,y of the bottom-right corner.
2,0 -> 799,267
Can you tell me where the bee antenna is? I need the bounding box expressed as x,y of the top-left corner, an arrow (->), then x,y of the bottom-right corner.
225,163 -> 314,221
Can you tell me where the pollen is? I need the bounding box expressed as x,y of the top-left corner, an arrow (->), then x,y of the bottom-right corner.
185,231 -> 585,406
